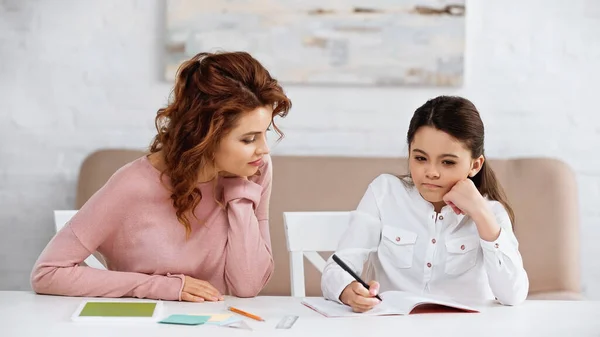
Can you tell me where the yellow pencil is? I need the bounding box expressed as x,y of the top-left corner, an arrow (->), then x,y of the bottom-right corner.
227,306 -> 265,322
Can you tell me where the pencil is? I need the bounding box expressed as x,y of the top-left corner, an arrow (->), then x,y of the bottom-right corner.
227,306 -> 265,322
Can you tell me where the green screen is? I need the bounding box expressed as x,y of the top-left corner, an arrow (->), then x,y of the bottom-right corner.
79,302 -> 157,317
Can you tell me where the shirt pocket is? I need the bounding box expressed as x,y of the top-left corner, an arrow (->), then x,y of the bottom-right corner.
444,235 -> 481,275
379,225 -> 418,269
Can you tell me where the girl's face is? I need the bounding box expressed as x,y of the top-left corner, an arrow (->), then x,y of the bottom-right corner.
408,126 -> 483,209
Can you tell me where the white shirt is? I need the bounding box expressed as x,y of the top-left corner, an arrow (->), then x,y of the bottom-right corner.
321,174 -> 529,306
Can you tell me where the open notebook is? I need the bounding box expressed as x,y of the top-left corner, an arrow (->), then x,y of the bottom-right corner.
302,291 -> 479,317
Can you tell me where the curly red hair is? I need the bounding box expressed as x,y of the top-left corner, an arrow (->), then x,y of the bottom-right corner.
149,51 -> 291,236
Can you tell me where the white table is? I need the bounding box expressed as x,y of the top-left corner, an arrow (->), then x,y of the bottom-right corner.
1,291 -> 599,336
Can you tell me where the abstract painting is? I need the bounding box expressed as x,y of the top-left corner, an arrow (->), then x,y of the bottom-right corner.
165,0 -> 465,86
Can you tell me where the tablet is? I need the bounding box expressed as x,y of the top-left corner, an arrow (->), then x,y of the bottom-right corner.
71,300 -> 163,322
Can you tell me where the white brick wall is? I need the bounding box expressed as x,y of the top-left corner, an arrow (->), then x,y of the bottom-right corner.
1,0 -> 599,298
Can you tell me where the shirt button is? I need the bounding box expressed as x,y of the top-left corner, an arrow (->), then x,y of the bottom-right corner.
431,238 -> 436,244
395,237 -> 401,242
439,215 -> 444,220
460,244 -> 465,250
427,262 -> 432,268
494,243 -> 499,248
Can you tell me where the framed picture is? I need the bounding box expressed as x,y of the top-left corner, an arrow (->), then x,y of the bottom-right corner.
165,0 -> 465,86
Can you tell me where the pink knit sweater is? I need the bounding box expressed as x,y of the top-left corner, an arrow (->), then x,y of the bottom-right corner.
31,155 -> 274,300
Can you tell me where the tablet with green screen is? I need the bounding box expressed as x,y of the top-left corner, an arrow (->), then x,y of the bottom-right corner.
71,300 -> 162,322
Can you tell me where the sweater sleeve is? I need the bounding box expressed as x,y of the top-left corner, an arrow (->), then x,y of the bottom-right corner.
321,178 -> 383,303
220,155 -> 274,297
30,166 -> 185,300
479,202 -> 530,305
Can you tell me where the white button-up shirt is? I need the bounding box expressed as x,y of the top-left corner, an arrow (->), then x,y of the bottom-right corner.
321,174 -> 529,305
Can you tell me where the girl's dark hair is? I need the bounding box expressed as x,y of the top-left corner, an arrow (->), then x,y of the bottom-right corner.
405,95 -> 515,224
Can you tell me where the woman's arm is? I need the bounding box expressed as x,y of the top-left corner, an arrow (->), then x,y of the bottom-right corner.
31,170 -> 185,301
221,156 -> 274,297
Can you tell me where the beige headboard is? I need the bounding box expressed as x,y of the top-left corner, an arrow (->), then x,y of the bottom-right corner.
76,150 -> 581,299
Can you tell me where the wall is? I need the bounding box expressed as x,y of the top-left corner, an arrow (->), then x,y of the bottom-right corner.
1,0 -> 599,298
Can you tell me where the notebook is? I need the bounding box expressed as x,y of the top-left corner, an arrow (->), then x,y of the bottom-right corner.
302,291 -> 479,317
71,300 -> 163,322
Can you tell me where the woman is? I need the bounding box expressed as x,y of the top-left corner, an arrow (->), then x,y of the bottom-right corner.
31,51 -> 292,301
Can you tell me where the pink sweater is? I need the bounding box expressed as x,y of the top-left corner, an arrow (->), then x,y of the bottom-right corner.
31,155 -> 274,300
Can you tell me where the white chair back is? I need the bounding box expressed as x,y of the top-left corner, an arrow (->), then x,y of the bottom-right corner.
53,210 -> 106,270
283,211 -> 351,297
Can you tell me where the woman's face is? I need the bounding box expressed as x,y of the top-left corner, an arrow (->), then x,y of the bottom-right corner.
213,105 -> 273,178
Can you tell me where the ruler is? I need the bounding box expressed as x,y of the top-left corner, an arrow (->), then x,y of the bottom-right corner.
276,315 -> 299,329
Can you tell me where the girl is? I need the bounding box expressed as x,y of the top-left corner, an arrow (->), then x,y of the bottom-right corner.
321,96 -> 528,312
31,51 -> 292,301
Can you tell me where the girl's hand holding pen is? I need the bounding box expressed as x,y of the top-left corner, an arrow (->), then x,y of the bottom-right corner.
339,280 -> 381,313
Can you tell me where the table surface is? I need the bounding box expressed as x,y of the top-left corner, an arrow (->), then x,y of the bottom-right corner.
1,291 -> 599,336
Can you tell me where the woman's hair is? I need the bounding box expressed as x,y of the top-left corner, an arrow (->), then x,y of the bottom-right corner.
150,51 -> 292,235
405,95 -> 515,224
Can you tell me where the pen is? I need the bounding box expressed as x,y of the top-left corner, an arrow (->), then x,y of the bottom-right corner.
332,254 -> 383,301
227,306 -> 265,322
